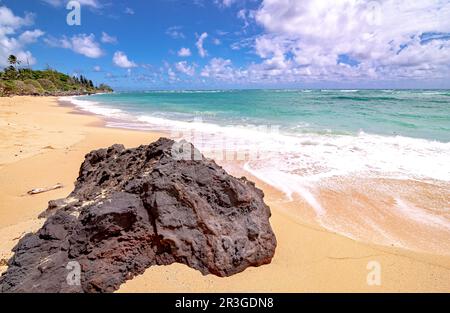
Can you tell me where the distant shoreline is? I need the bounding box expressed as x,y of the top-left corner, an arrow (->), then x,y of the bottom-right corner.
0,60 -> 113,97
0,90 -> 113,98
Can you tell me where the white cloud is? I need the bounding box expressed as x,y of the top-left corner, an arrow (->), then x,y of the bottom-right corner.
230,36 -> 255,51
113,51 -> 137,68
124,7 -> 135,15
176,1 -> 450,85
215,0 -> 237,8
69,34 -> 103,58
18,30 -> 45,44
237,9 -> 250,28
252,0 -> 450,82
167,67 -> 177,81
101,32 -> 117,44
0,6 -> 42,67
45,33 -> 103,58
201,58 -> 238,80
196,32 -> 208,58
93,65 -> 101,72
166,26 -> 185,39
177,47 -> 191,57
175,61 -> 196,76
78,0 -> 101,8
0,6 -> 34,30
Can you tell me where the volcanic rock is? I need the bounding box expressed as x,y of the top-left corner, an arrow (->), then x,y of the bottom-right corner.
0,138 -> 276,293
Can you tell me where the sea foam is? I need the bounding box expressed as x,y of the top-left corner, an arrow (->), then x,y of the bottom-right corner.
61,95 -> 450,185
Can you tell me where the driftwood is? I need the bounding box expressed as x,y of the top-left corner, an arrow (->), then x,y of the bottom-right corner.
27,183 -> 63,195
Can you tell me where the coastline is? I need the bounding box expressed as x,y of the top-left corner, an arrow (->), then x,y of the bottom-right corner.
0,96 -> 449,292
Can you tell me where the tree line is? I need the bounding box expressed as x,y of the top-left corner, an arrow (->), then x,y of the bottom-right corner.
0,55 -> 113,97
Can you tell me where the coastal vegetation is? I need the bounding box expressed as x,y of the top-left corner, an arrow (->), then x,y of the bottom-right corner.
0,55 -> 113,97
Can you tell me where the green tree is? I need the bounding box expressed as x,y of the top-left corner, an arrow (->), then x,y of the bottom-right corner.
8,55 -> 18,66
3,66 -> 17,80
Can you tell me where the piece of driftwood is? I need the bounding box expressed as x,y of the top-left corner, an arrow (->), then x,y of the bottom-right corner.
27,183 -> 63,195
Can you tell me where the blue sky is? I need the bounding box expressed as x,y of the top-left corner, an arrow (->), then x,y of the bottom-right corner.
1,0 -> 450,90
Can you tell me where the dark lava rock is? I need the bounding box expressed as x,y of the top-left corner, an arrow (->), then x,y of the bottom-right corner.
0,138 -> 276,293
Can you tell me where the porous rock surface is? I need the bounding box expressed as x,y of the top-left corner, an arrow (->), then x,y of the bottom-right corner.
0,138 -> 276,293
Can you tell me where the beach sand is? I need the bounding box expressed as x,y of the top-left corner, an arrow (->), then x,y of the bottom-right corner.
0,96 -> 449,292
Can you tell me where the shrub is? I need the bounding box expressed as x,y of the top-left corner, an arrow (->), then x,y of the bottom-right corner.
25,83 -> 44,95
17,69 -> 34,80
98,83 -> 113,92
24,79 -> 42,89
24,79 -> 44,94
3,66 -> 17,80
37,78 -> 56,91
13,80 -> 27,95
2,80 -> 17,96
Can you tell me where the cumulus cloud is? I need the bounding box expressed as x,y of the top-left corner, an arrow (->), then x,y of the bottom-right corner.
201,58 -> 239,80
93,65 -> 102,72
45,33 -> 103,58
113,51 -> 137,68
18,30 -> 45,44
0,6 -> 34,30
101,32 -> 117,44
196,32 -> 208,58
0,6 -> 43,67
177,47 -> 192,57
252,0 -> 450,82
183,0 -> 450,85
175,61 -> 196,76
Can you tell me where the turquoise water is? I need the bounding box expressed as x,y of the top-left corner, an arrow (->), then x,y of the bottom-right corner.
66,90 -> 450,188
81,89 -> 450,142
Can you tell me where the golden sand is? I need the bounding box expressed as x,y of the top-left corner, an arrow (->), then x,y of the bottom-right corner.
0,96 -> 449,292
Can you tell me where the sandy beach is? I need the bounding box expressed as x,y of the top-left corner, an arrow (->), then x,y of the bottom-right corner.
1,96 -> 449,292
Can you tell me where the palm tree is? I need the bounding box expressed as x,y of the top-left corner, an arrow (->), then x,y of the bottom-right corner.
8,55 -> 18,66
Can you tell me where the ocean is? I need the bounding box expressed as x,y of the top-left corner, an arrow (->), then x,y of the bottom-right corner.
62,89 -> 450,253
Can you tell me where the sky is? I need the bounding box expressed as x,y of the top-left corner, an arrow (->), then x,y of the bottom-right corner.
1,0 -> 450,90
